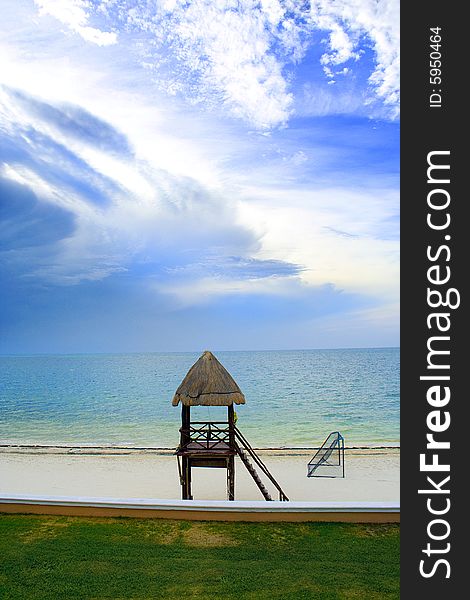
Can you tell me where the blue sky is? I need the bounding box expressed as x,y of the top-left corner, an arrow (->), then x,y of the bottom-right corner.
0,0 -> 399,354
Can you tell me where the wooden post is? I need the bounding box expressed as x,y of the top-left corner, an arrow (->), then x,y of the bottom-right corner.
228,404 -> 235,500
228,404 -> 235,446
181,455 -> 188,499
181,405 -> 192,500
227,455 -> 235,500
186,458 -> 192,500
181,405 -> 190,447
181,456 -> 193,500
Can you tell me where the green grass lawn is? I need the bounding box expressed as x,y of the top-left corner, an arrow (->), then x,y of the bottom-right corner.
0,514 -> 399,600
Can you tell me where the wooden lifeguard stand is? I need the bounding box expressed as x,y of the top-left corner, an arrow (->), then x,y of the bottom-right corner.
172,351 -> 289,502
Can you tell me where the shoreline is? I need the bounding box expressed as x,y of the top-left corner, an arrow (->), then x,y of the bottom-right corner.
0,443 -> 400,456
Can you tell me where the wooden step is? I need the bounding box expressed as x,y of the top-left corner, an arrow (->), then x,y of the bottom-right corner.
237,448 -> 272,500
234,428 -> 289,502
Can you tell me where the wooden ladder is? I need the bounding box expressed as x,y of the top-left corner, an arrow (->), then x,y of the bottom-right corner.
236,445 -> 273,500
234,426 -> 289,501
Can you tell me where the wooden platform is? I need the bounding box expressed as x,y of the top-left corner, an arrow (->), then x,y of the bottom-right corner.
176,443 -> 236,468
176,442 -> 235,455
0,495 -> 400,523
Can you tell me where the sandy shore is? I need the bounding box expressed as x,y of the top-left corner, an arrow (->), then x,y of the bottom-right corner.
0,446 -> 399,502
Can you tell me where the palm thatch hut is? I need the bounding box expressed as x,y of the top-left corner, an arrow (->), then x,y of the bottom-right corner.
172,351 -> 242,500
172,350 -> 246,407
172,350 -> 288,502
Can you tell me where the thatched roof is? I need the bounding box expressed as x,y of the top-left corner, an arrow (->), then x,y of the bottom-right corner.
172,351 -> 246,406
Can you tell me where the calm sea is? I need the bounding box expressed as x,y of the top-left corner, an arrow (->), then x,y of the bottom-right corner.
0,349 -> 399,448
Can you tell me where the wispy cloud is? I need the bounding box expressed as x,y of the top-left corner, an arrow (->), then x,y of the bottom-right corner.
310,0 -> 399,115
106,0 -> 304,128
1,86 -> 301,293
34,0 -> 117,46
31,0 -> 399,127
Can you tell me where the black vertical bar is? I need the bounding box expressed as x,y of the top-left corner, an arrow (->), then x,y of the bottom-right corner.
402,2 -> 464,595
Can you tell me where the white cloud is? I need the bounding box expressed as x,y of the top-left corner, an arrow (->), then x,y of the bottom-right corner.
298,84 -> 371,117
236,185 -> 399,305
29,0 -> 399,126
34,0 -> 117,46
2,81 -> 398,309
310,0 -> 399,114
0,2 -> 399,319
155,274 -> 299,307
3,85 -> 294,295
0,40 -> 224,188
114,0 -> 399,124
116,0 -> 302,129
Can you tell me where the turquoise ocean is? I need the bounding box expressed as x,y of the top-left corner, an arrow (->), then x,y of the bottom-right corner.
0,349 -> 399,448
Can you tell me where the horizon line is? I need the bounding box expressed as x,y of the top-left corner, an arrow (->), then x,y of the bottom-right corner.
0,345 -> 400,358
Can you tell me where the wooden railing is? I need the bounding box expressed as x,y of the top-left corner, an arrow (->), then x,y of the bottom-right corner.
179,421 -> 231,450
234,426 -> 289,501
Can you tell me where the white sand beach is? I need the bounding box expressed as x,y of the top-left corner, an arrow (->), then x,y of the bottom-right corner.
0,447 -> 399,502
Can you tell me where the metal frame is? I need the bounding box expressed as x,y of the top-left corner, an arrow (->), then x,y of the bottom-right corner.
307,431 -> 345,478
